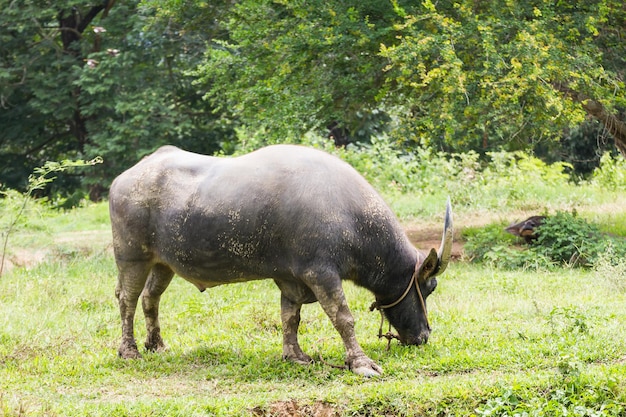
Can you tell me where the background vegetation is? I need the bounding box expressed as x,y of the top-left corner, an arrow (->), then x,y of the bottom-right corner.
1,0 -> 625,199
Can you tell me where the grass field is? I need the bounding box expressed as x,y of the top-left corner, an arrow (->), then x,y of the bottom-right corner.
1,190 -> 626,415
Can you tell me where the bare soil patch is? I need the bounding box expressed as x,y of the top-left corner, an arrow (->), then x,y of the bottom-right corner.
1,229 -> 111,274
252,400 -> 340,417
406,226 -> 465,260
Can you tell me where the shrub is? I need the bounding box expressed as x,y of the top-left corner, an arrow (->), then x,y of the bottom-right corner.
532,211 -> 604,266
591,152 -> 626,190
464,211 -> 626,270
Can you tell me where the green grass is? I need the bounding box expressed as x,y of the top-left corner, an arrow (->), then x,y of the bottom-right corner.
2,202 -> 626,416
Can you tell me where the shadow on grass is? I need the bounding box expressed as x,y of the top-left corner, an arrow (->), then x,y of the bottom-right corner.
105,343 -> 351,382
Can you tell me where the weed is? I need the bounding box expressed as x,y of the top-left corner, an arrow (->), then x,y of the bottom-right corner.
476,380 -> 626,417
592,153 -> 626,191
595,251 -> 626,292
548,307 -> 591,335
0,158 -> 102,277
533,211 -> 605,266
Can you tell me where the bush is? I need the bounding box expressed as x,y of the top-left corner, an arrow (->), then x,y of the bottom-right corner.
464,211 -> 626,270
591,152 -> 626,190
532,211 -> 605,266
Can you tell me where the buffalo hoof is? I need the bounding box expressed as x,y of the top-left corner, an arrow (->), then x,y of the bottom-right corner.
145,328 -> 167,353
347,356 -> 383,377
119,340 -> 142,359
283,352 -> 313,365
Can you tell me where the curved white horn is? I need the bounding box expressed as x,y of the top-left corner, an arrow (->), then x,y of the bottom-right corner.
434,198 -> 453,276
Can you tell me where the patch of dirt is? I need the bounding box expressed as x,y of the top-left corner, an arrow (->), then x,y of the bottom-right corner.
252,400 -> 340,417
0,229 -> 111,274
1,248 -> 48,274
406,226 -> 465,260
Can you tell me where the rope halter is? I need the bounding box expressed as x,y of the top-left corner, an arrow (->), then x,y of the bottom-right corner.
369,251 -> 430,349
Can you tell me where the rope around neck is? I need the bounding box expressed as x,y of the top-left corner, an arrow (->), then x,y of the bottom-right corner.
369,253 -> 430,348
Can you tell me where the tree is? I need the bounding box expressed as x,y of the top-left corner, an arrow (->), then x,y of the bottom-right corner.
0,1 -> 232,196
191,0 -> 404,144
0,1 -> 115,190
2,0 -> 625,197
188,0 -> 625,154
380,0 -> 626,153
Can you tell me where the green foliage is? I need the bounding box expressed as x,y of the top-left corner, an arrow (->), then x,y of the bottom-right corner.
591,152 -> 626,190
595,242 -> 626,292
476,378 -> 625,417
187,0 -> 626,153
192,0 -> 401,143
533,211 -> 603,266
380,0 -> 625,152
463,222 -> 555,270
2,0 -> 626,197
536,120 -> 617,178
75,2 -> 235,192
465,211 -> 626,270
0,0 -> 233,195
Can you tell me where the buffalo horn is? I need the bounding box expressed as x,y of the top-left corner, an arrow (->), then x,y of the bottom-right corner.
434,198 -> 453,276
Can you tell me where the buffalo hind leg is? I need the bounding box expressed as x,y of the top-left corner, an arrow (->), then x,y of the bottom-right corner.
280,294 -> 313,365
116,261 -> 152,359
142,263 -> 175,353
303,269 -> 383,377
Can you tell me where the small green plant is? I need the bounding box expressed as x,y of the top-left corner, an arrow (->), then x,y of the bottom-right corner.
533,211 -> 626,267
476,380 -> 625,417
464,223 -> 528,269
532,211 -> 602,266
463,222 -> 554,269
548,307 -> 591,335
0,158 -> 102,277
595,242 -> 626,292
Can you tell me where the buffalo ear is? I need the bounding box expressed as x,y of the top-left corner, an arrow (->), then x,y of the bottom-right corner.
417,248 -> 439,282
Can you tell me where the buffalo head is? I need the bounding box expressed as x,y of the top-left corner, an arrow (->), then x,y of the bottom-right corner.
373,199 -> 453,346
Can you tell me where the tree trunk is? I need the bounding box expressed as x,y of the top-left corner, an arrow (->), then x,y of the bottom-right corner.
58,2 -> 116,154
578,99 -> 626,157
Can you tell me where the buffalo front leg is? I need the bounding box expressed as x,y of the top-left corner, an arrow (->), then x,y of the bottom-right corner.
304,271 -> 383,377
280,294 -> 313,365
115,261 -> 152,359
142,263 -> 174,353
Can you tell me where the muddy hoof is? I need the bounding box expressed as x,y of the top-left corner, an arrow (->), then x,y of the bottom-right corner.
283,352 -> 313,365
347,356 -> 383,377
119,341 -> 142,359
145,329 -> 167,353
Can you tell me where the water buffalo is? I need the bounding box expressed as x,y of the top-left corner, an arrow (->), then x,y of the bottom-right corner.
109,145 -> 453,377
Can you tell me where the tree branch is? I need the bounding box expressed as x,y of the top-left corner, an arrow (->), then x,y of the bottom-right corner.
554,82 -> 626,157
